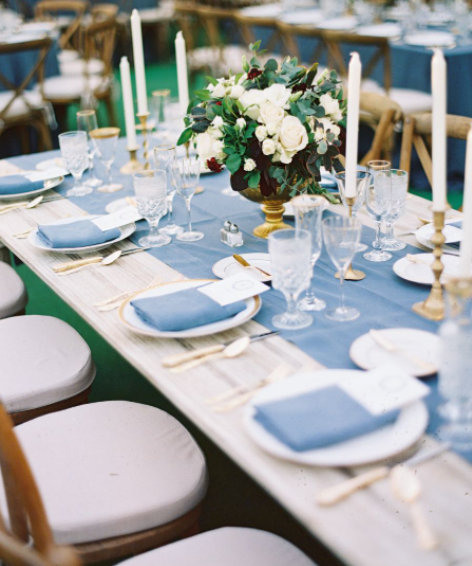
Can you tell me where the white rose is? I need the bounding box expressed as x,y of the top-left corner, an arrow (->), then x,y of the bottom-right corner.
230,84 -> 245,99
255,125 -> 268,141
244,158 -> 256,172
262,138 -> 276,156
319,93 -> 342,122
196,132 -> 216,161
280,151 -> 292,165
279,116 -> 308,153
259,101 -> 285,126
211,126 -> 224,139
212,139 -> 224,154
212,116 -> 224,128
239,89 -> 265,120
213,82 -> 227,98
236,117 -> 246,129
318,117 -> 340,137
266,121 -> 280,136
264,83 -> 290,107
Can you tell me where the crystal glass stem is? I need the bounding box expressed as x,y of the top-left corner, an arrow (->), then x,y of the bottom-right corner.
185,197 -> 193,233
72,170 -> 83,189
339,270 -> 346,312
384,222 -> 394,241
373,220 -> 383,251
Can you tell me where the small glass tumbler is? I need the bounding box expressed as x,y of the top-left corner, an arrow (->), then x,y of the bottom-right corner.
58,131 -> 92,197
382,169 -> 408,251
335,170 -> 369,252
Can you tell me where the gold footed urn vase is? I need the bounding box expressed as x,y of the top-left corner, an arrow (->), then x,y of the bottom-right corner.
240,185 -> 293,239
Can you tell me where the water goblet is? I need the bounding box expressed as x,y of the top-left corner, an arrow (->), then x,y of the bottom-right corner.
151,89 -> 170,138
291,195 -> 326,312
89,127 -> 123,193
76,109 -> 102,188
153,144 -> 183,236
323,216 -> 362,322
268,229 -> 313,330
335,170 -> 369,252
172,157 -> 204,242
58,131 -> 92,197
382,169 -> 408,251
364,164 -> 392,262
133,169 -> 171,248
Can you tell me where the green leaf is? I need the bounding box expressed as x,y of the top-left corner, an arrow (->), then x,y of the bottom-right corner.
191,120 -> 210,133
250,40 -> 261,52
193,89 -> 212,101
318,140 -> 328,155
264,58 -> 278,72
176,128 -> 193,146
242,55 -> 250,73
226,154 -> 242,174
206,76 -> 218,86
248,171 -> 261,189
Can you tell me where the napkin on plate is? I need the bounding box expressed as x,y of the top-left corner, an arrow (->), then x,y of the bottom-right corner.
37,219 -> 121,248
254,385 -> 400,451
131,287 -> 247,331
0,175 -> 44,196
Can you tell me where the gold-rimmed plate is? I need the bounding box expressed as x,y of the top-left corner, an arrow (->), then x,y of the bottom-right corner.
119,278 -> 261,338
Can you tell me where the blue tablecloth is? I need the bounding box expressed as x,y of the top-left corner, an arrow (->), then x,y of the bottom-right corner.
8,139 -> 470,462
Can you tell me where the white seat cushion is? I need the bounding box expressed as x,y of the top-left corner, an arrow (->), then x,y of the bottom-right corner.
0,263 -> 27,318
0,315 -> 95,412
359,81 -> 432,115
59,57 -> 105,76
0,90 -> 44,119
57,49 -> 80,64
2,401 -> 208,544
119,527 -> 317,566
39,75 -> 111,100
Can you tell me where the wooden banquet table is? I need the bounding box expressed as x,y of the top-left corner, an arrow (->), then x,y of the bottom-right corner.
1,148 -> 472,566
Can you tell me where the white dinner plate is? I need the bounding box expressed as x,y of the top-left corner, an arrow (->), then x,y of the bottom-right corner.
403,31 -> 455,47
212,253 -> 271,282
278,9 -> 324,25
415,221 -> 462,250
356,23 -> 402,38
393,252 -> 465,285
19,22 -> 57,33
119,279 -> 261,338
244,370 -> 429,467
317,16 -> 358,30
350,328 -> 439,378
240,3 -> 284,17
28,215 -> 136,254
35,157 -> 67,172
0,176 -> 63,201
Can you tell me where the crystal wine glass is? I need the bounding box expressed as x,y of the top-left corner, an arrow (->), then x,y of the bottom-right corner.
58,131 -> 91,197
382,169 -> 408,251
89,127 -> 123,193
153,144 -> 183,236
268,228 -> 313,330
322,216 -> 362,322
172,157 -> 204,242
76,109 -> 102,188
133,169 -> 171,248
335,170 -> 369,252
364,165 -> 392,262
291,194 -> 326,312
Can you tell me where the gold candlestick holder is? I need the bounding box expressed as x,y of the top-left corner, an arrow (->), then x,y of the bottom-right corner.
412,209 -> 446,321
335,196 -> 366,281
120,147 -> 142,174
136,112 -> 151,169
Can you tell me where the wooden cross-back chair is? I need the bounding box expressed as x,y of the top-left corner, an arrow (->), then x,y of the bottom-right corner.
276,21 -> 329,67
0,37 -> 53,152
34,0 -> 90,52
90,3 -> 119,22
0,402 -> 80,566
400,112 -> 472,188
236,12 -> 283,57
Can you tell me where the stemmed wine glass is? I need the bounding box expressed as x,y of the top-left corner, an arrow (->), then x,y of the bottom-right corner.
58,131 -> 91,197
382,169 -> 408,251
172,157 -> 204,242
335,170 -> 369,252
153,144 -> 183,236
76,109 -> 102,188
291,194 -> 326,312
89,127 -> 123,193
151,89 -> 170,138
133,169 -> 171,248
364,165 -> 392,262
322,216 -> 362,322
268,229 -> 313,330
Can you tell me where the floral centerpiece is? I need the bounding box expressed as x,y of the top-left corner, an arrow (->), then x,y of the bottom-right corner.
177,41 -> 347,238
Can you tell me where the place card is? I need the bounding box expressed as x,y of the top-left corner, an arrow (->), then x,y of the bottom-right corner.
198,272 -> 270,306
25,168 -> 69,182
92,206 -> 143,231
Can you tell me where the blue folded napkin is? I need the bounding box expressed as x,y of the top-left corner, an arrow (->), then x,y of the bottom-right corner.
37,219 -> 121,248
131,287 -> 247,331
0,175 -> 44,195
254,385 -> 400,452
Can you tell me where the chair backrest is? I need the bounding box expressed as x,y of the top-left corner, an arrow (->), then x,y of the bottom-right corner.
82,17 -> 117,76
0,401 -> 80,566
0,37 -> 52,122
275,21 -> 327,66
400,112 -> 472,186
34,0 -> 90,51
91,3 -> 119,23
174,2 -> 203,55
236,12 -> 282,55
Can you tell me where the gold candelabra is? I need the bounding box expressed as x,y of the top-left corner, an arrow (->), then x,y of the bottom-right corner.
412,210 -> 446,321
136,112 -> 151,169
120,146 -> 142,174
336,196 -> 366,281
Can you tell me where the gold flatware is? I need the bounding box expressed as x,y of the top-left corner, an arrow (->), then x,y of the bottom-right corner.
94,274 -> 164,309
54,247 -> 149,274
125,196 -> 137,207
195,185 -> 205,194
316,443 -> 449,507
406,253 -> 431,265
0,195 -> 43,214
390,465 -> 439,551
233,254 -> 271,278
14,225 -> 37,239
369,329 -> 436,374
162,331 -> 280,368
170,336 -> 250,374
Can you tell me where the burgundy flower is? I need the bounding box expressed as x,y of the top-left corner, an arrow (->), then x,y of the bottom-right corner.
207,158 -> 223,173
292,82 -> 308,94
215,101 -> 222,106
247,68 -> 262,80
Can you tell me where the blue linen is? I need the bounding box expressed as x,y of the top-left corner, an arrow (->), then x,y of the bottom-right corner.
37,220 -> 120,248
254,385 -> 400,451
0,175 -> 44,195
131,287 -> 247,331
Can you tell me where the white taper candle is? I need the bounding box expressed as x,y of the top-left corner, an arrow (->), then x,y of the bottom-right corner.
459,126 -> 472,277
119,57 -> 137,149
175,31 -> 189,117
131,9 -> 148,115
431,49 -> 447,211
345,52 -> 361,199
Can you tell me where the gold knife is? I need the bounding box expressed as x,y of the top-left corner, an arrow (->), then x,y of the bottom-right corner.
233,254 -> 271,277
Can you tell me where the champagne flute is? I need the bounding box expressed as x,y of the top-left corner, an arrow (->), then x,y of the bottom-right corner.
58,131 -> 91,197
172,157 -> 204,242
335,170 -> 369,252
364,165 -> 392,262
292,194 -> 326,312
153,144 -> 183,236
89,127 -> 123,193
76,109 -> 102,188
323,216 -> 362,322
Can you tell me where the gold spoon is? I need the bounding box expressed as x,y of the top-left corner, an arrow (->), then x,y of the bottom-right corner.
0,195 -> 43,214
